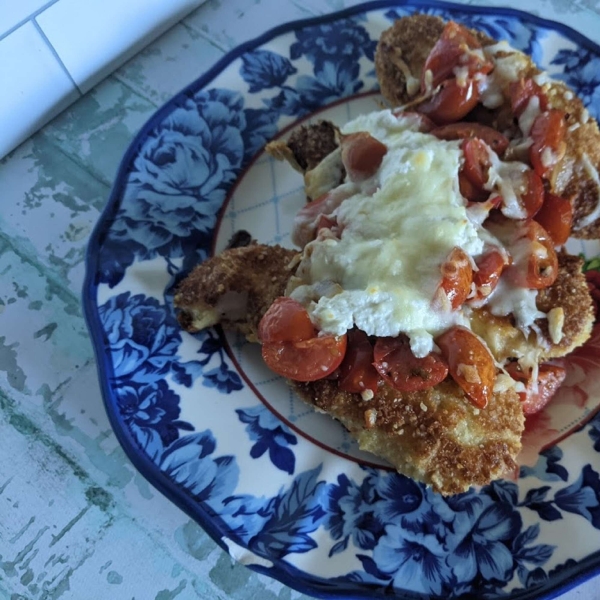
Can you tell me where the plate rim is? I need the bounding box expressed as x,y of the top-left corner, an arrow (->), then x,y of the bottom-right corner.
82,1 -> 600,598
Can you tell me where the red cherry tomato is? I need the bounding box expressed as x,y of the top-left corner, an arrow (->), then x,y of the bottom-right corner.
417,78 -> 480,125
462,137 -> 491,190
436,326 -> 496,409
509,77 -> 548,117
421,21 -> 492,91
521,169 -> 545,219
292,186 -> 353,248
438,247 -> 473,310
534,192 -> 574,246
471,250 -> 507,302
338,329 -> 379,395
431,122 -> 509,155
262,334 -> 347,382
506,363 -> 566,415
340,132 -> 388,181
459,172 -> 489,202
373,335 -> 448,392
529,109 -> 567,179
258,297 -> 315,343
506,221 -> 559,289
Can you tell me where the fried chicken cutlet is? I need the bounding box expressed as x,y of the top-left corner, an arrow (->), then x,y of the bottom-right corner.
175,16 -> 598,494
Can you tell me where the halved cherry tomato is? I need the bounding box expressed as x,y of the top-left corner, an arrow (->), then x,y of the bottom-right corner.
373,335 -> 448,392
529,109 -> 567,179
258,297 -> 315,344
421,21 -> 492,91
505,362 -> 566,415
506,220 -> 559,289
338,329 -> 379,395
521,169 -> 545,219
471,250 -> 507,302
534,192 -> 574,246
340,132 -> 388,181
459,171 -> 488,202
438,247 -> 473,310
436,326 -> 496,409
292,186 -> 353,247
431,122 -> 509,155
262,334 -> 347,382
509,77 -> 548,117
462,137 -> 491,189
418,79 -> 480,125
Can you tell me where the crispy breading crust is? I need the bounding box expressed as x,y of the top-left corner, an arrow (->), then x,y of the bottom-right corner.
173,243 -> 592,494
175,244 -> 298,342
293,379 -> 522,495
374,14 -> 600,237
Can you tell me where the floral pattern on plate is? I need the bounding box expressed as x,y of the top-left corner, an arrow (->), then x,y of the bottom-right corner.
84,2 -> 600,598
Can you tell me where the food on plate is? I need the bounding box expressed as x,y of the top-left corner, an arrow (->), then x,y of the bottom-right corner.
174,15 -> 599,494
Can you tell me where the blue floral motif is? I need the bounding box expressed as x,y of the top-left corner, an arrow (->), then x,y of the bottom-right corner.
116,380 -> 193,458
290,19 -> 377,72
588,410 -> 600,452
99,292 -> 181,380
520,446 -> 569,482
552,48 -> 600,118
240,49 -> 297,93
373,524 -> 449,596
236,405 -> 297,474
158,431 -> 239,511
249,466 -> 329,557
326,472 -> 384,557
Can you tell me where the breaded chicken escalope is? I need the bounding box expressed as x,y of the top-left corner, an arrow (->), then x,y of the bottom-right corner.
375,14 -> 600,238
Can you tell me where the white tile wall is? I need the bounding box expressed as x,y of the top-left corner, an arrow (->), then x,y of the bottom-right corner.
0,22 -> 80,158
0,0 -> 206,159
37,0 -> 207,94
0,0 -> 55,37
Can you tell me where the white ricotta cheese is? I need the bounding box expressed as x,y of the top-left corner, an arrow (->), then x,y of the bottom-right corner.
290,110 -> 485,356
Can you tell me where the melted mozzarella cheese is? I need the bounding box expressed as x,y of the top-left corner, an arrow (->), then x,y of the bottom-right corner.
289,110 -> 484,356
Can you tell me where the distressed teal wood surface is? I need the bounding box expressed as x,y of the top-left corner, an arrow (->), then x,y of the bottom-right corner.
2,0 -> 600,598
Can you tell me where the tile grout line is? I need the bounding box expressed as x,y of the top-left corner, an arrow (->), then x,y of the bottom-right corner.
181,20 -> 230,53
31,18 -> 83,95
0,0 -> 61,43
0,228 -> 82,307
109,72 -> 161,109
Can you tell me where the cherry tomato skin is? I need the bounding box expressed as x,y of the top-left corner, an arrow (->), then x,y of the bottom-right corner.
471,250 -> 506,302
534,192 -> 574,246
462,138 -> 491,189
417,79 -> 480,125
439,247 -> 473,310
521,169 -> 545,219
459,172 -> 488,202
340,132 -> 388,181
506,221 -> 559,289
258,297 -> 316,343
436,326 -> 496,409
529,109 -> 567,179
262,334 -> 347,382
338,329 -> 379,395
509,78 -> 548,117
431,122 -> 509,155
421,21 -> 492,91
373,336 -> 448,392
506,363 -> 567,415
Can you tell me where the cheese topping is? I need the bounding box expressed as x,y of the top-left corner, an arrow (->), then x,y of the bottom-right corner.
290,110 -> 486,356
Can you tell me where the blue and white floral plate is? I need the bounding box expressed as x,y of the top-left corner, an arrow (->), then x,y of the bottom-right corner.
84,2 -> 600,598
